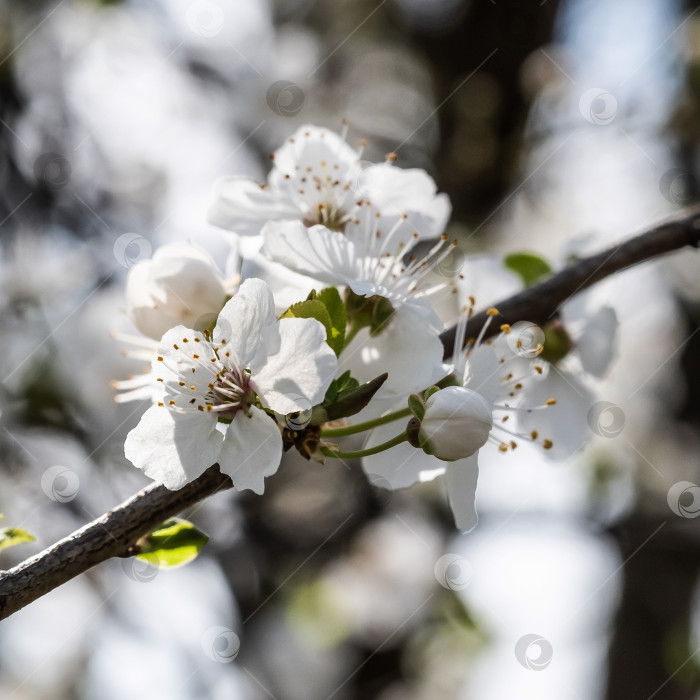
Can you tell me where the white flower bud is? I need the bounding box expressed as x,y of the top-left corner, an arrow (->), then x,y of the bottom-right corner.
419,386 -> 493,461
126,242 -> 227,340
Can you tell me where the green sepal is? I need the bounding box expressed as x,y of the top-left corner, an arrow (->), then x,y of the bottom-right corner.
135,517 -> 209,569
503,252 -> 552,287
408,394 -> 425,421
320,372 -> 388,422
424,385 -> 441,400
540,322 -> 573,364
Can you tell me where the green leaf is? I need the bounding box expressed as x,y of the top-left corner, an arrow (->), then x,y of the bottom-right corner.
0,525 -> 35,554
281,298 -> 344,356
324,372 -> 388,421
316,287 -> 346,355
503,252 -> 552,287
135,518 -> 209,569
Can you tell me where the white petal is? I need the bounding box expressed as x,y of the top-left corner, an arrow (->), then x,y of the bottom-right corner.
214,278 -> 278,368
124,405 -> 223,489
253,317 -> 337,414
576,305 -> 618,378
339,302 -> 445,399
261,220 -> 361,286
353,164 -> 451,247
218,406 -> 283,494
463,346 -> 500,407
446,454 -> 480,532
207,176 -> 298,236
362,414 -> 446,489
517,367 -> 595,459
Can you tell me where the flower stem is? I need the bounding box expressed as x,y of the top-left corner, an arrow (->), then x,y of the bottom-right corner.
320,407 -> 412,437
321,432 -> 409,459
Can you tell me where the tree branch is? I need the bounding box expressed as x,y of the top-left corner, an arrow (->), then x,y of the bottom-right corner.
440,207 -> 700,358
0,465 -> 232,620
2,207 -> 700,620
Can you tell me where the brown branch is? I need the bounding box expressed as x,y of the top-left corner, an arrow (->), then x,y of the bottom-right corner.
440,207 -> 700,358
2,207 -> 700,620
0,465 -> 232,620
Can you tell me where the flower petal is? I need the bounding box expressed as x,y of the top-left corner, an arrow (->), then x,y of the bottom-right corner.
340,301 -> 445,400
575,305 -> 618,378
214,278 -> 278,368
261,221 -> 361,287
253,317 -> 337,414
462,346 -> 500,408
218,406 -> 283,494
362,413 -> 446,489
208,176 -> 298,236
446,454 -> 480,533
517,366 -> 595,459
124,405 -> 223,489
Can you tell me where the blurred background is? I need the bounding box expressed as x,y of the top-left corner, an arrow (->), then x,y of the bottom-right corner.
1,0 -> 700,698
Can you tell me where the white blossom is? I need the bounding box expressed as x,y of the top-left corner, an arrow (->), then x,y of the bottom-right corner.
124,278 -> 337,493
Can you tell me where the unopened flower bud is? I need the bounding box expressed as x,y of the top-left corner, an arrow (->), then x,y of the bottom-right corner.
417,386 -> 493,461
126,242 -> 228,340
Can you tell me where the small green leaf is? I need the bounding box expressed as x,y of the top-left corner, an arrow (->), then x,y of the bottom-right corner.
135,517 -> 209,569
282,298 -> 345,356
317,287 -> 346,355
0,526 -> 35,553
503,252 -> 552,287
324,373 -> 388,421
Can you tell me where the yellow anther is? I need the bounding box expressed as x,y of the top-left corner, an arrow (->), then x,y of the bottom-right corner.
546,398 -> 556,406
530,430 -> 538,440
486,307 -> 499,316
543,439 -> 553,450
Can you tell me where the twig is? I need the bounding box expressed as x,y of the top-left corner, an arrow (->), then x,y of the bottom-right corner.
2,207 -> 700,620
0,465 -> 232,620
440,207 -> 700,357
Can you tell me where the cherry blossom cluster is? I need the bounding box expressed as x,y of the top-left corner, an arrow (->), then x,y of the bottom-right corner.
116,125 -> 617,531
